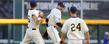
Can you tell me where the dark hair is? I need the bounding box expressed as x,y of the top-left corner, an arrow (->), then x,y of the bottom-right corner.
30,1 -> 37,8
69,6 -> 77,13
58,2 -> 65,8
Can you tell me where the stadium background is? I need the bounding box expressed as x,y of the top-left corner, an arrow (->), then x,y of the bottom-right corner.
0,0 -> 109,44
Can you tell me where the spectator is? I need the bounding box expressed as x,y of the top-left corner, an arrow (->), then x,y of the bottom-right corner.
103,32 -> 109,44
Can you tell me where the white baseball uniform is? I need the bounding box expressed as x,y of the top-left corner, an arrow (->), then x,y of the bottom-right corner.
21,9 -> 45,44
61,17 -> 89,44
47,8 -> 61,44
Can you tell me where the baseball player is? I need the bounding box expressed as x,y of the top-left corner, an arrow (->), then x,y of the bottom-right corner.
46,2 -> 65,44
20,1 -> 45,44
60,6 -> 90,44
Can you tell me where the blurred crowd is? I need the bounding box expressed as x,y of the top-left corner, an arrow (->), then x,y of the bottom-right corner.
0,0 -> 13,18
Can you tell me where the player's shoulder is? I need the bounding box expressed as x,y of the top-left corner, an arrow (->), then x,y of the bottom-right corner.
52,8 -> 60,12
75,17 -> 84,21
64,18 -> 72,23
28,9 -> 33,12
69,17 -> 84,22
68,17 -> 79,20
52,8 -> 58,10
77,18 -> 85,22
35,9 -> 40,12
51,8 -> 56,11
34,10 -> 43,15
28,9 -> 39,12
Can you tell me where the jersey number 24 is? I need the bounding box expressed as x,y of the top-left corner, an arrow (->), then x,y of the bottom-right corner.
71,23 -> 81,31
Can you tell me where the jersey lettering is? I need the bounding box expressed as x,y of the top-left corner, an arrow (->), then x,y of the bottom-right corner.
71,23 -> 81,31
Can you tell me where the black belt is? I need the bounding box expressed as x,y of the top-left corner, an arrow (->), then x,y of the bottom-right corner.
32,28 -> 36,30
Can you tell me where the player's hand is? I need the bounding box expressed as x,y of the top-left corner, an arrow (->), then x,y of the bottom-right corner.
38,17 -> 43,21
60,40 -> 64,44
54,25 -> 59,29
86,40 -> 90,44
38,17 -> 44,22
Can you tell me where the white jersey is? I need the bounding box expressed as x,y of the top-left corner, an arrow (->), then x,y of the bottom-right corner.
27,9 -> 40,29
61,17 -> 89,40
47,8 -> 61,26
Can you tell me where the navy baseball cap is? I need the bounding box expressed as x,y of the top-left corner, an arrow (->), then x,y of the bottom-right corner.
69,6 -> 77,13
58,2 -> 65,8
30,0 -> 37,7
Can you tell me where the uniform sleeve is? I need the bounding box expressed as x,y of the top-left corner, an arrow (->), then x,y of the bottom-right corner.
55,15 -> 61,23
54,11 -> 61,23
49,9 -> 61,23
81,20 -> 89,32
47,9 -> 55,18
61,21 -> 69,33
47,14 -> 50,18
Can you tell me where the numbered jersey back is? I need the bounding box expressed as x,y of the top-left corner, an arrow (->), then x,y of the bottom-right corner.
63,17 -> 89,39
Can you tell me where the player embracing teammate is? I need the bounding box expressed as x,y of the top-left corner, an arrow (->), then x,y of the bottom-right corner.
21,1 -> 45,44
46,2 -> 65,44
21,1 -> 90,44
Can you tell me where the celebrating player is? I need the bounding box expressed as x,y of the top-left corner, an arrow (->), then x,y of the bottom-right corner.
20,1 -> 45,44
46,2 -> 65,44
60,6 -> 90,44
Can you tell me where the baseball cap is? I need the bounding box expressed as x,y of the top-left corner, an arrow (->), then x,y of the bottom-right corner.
58,2 -> 65,8
30,0 -> 37,7
69,6 -> 77,13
